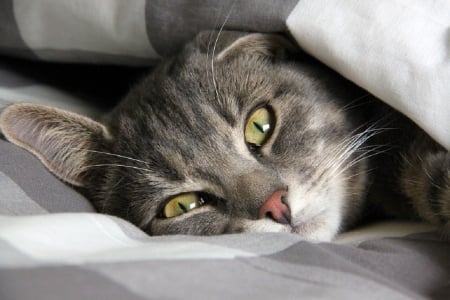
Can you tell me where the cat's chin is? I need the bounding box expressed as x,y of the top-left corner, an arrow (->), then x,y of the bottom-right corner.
289,209 -> 341,241
290,218 -> 338,241
229,215 -> 338,242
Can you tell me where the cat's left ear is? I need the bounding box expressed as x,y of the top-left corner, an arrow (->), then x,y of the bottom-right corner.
215,32 -> 298,61
0,103 -> 110,187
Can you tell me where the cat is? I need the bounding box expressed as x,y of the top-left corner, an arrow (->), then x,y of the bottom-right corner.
0,31 -> 449,241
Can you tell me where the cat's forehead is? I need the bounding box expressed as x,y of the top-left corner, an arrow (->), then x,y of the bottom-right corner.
131,49 -> 285,129
110,58 -> 280,185
109,43 -> 343,196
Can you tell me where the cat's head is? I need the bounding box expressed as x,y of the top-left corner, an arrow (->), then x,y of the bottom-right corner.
0,31 -> 368,241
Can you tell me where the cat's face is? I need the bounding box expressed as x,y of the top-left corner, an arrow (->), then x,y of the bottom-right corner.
100,32 -> 369,240
0,32 -> 368,241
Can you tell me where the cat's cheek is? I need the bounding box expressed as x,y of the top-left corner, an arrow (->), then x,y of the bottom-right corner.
285,183 -> 345,241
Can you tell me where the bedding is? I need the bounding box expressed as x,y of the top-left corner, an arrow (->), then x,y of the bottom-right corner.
0,1 -> 449,299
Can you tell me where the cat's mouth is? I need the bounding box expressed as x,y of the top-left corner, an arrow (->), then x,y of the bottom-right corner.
290,210 -> 328,236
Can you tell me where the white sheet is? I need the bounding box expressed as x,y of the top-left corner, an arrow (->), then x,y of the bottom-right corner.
0,213 -> 434,267
287,0 -> 450,150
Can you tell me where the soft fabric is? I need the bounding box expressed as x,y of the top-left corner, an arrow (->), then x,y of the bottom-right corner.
287,0 -> 450,150
0,0 -> 448,149
0,213 -> 449,300
0,0 -> 297,64
0,1 -> 449,299
0,139 -> 95,214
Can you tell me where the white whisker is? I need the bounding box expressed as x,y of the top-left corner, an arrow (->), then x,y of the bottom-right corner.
334,146 -> 392,180
206,8 -> 223,85
211,3 -> 235,102
319,123 -> 391,187
338,93 -> 371,113
83,164 -> 152,173
342,167 -> 376,182
70,148 -> 149,165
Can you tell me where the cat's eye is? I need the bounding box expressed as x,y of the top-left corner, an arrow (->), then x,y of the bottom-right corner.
244,106 -> 275,147
162,193 -> 206,218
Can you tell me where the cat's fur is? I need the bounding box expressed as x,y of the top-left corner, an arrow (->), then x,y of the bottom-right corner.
1,31 -> 449,241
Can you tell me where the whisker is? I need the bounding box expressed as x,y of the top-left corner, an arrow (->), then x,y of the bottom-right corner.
206,6 -> 224,84
321,127 -> 379,172
342,167 -> 376,182
402,178 -> 422,185
82,164 -> 152,173
333,145 -> 392,180
338,93 -> 372,113
322,122 -> 390,169
399,152 -> 414,167
70,148 -> 149,165
318,122 -> 392,186
329,142 -> 388,178
211,2 -> 235,102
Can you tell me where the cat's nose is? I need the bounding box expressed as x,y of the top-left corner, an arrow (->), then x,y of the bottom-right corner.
258,190 -> 291,225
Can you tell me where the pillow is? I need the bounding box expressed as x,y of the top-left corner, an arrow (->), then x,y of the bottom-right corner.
287,0 -> 450,150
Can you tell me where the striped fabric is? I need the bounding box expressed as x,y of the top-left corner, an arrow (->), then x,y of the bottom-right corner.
0,213 -> 448,300
1,0 -> 449,149
0,1 -> 449,299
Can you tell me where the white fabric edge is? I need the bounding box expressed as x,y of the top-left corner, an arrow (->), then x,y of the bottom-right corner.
287,0 -> 450,150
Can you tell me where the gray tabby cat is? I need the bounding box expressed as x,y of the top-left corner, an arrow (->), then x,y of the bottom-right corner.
0,31 -> 449,241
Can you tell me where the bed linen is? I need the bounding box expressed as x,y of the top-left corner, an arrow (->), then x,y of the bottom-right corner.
1,214 -> 449,300
0,1 -> 449,299
1,0 -> 448,149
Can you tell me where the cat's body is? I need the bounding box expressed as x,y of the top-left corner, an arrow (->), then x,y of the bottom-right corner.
1,31 -> 449,241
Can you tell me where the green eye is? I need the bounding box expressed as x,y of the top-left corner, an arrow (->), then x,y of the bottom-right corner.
244,107 -> 275,147
163,193 -> 205,218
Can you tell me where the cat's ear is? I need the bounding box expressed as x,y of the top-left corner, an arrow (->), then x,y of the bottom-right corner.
0,103 -> 110,187
214,32 -> 298,61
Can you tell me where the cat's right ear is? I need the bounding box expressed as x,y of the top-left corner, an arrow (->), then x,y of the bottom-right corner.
216,32 -> 298,61
194,31 -> 299,62
0,103 -> 111,187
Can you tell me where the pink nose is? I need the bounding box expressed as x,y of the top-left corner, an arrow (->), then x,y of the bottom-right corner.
258,190 -> 291,224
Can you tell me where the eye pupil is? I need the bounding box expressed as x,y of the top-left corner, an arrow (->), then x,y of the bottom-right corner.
178,202 -> 188,213
245,106 -> 275,148
254,122 -> 272,134
253,122 -> 265,133
162,192 -> 211,218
